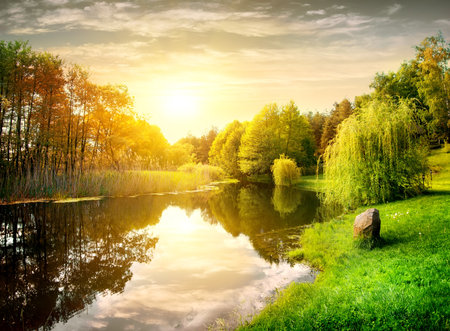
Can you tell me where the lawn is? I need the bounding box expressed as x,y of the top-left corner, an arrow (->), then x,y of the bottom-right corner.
240,148 -> 449,330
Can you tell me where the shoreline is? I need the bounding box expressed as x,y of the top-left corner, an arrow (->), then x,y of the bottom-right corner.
0,181 -> 236,206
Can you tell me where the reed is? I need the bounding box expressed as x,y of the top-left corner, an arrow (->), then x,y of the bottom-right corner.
0,168 -> 225,203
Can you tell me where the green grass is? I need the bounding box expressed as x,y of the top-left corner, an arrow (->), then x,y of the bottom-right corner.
247,173 -> 328,192
240,148 -> 449,330
428,147 -> 450,193
293,174 -> 327,192
0,166 -> 225,203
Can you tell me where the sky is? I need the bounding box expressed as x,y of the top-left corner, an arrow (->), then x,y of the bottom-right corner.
0,0 -> 449,143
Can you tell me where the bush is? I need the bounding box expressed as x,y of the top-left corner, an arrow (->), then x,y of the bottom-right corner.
271,155 -> 301,186
323,99 -> 428,208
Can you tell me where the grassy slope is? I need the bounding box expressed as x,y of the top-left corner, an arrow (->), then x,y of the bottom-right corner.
294,174 -> 327,192
240,148 -> 449,330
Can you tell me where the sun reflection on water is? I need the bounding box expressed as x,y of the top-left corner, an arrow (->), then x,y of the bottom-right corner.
54,206 -> 314,330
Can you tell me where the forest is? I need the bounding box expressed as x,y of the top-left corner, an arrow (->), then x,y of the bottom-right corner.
0,33 -> 449,204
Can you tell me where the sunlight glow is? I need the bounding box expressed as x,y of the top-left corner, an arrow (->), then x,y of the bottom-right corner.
161,89 -> 198,118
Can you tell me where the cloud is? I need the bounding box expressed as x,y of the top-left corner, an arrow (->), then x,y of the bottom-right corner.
37,8 -> 84,26
306,9 -> 326,15
435,19 -> 450,26
314,13 -> 377,30
9,27 -> 51,34
44,0 -> 69,5
386,3 -> 402,15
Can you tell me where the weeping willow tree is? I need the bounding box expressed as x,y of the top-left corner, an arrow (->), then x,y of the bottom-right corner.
323,99 -> 428,208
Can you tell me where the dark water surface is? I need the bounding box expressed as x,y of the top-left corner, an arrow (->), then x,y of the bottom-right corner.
1,183 -> 325,330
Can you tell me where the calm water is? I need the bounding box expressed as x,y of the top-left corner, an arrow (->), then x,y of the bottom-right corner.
0,183 -> 325,330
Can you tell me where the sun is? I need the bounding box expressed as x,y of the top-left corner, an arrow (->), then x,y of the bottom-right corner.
162,89 -> 198,118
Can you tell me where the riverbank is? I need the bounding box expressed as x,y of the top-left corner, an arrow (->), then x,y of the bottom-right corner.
0,164 -> 225,203
240,148 -> 449,330
247,173 -> 327,192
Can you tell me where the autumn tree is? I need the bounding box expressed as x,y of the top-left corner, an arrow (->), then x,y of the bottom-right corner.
0,40 -> 181,194
320,98 -> 353,152
178,127 -> 218,164
370,33 -> 449,142
415,32 -> 449,141
196,127 -> 218,163
307,111 -> 327,155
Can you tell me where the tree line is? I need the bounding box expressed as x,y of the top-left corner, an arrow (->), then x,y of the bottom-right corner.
1,33 -> 447,197
208,33 -> 449,187
0,41 -> 219,189
321,33 -> 449,207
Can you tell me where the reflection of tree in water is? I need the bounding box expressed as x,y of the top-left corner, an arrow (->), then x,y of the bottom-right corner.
0,198 -> 163,330
207,183 -> 321,263
0,186 -> 327,329
272,186 -> 303,217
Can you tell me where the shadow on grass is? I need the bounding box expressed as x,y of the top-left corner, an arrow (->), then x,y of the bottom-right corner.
424,189 -> 450,196
354,235 -> 408,250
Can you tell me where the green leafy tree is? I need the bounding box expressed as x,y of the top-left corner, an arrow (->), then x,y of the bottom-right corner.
166,142 -> 194,168
209,120 -> 246,177
239,102 -> 315,176
280,101 -> 316,166
239,103 -> 281,175
271,154 -> 300,186
323,99 -> 428,208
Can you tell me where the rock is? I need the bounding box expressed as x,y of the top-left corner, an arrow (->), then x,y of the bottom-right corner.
353,208 -> 381,239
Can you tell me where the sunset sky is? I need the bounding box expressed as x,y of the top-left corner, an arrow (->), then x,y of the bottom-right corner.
1,0 -> 449,143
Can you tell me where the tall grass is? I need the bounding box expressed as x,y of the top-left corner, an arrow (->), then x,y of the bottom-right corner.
177,163 -> 225,181
0,167 -> 225,202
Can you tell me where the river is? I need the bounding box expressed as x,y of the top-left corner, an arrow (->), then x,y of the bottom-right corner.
0,183 -> 327,330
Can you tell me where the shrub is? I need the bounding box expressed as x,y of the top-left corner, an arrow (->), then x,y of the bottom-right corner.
323,99 -> 428,208
271,155 -> 301,186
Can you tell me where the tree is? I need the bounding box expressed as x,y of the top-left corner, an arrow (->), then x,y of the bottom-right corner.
0,40 -> 178,192
280,101 -> 315,167
239,103 -> 282,175
271,154 -> 300,186
415,32 -> 450,141
323,99 -> 428,208
197,127 -> 218,163
320,98 -> 353,151
129,119 -> 169,169
307,111 -> 327,155
370,33 -> 450,142
239,102 -> 315,176
209,120 -> 246,177
166,142 -> 194,168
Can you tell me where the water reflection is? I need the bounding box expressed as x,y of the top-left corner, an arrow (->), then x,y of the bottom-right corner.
0,183 -> 323,330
